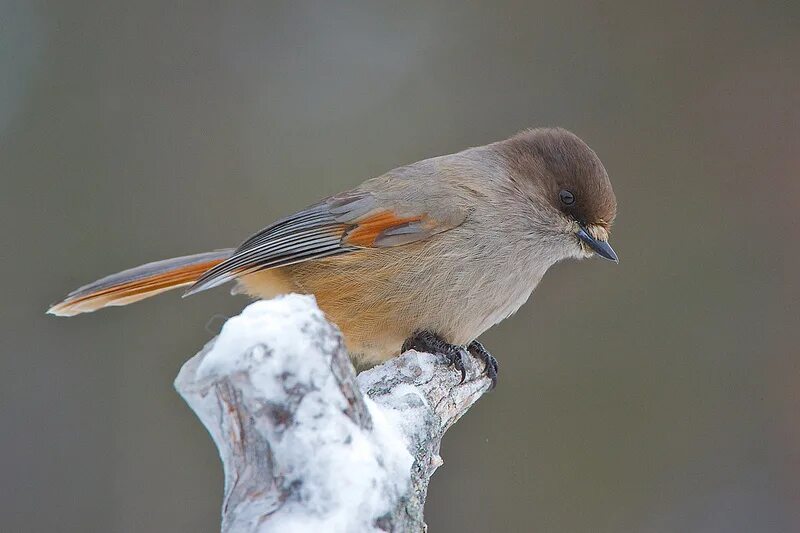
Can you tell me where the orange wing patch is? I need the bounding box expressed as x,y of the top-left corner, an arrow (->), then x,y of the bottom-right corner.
343,211 -> 424,247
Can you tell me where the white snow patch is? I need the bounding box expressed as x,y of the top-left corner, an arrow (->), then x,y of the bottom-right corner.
268,396 -> 414,533
196,294 -> 336,383
195,295 -> 414,532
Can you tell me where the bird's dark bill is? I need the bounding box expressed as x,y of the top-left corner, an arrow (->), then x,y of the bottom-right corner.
577,226 -> 618,263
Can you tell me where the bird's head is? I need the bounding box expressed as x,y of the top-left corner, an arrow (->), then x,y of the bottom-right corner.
499,127 -> 618,263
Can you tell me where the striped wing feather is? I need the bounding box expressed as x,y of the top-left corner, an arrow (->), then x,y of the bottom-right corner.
186,192 -> 467,295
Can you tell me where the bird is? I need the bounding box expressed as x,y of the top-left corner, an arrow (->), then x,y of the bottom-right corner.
48,127 -> 618,387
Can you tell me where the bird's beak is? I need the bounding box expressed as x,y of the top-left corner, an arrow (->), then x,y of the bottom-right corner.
577,225 -> 619,263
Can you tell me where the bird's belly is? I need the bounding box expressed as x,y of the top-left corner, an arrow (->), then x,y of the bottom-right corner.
466,282 -> 536,340
238,245 -> 543,365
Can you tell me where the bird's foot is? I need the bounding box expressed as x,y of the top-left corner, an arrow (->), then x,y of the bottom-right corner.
402,330 -> 469,382
402,331 -> 498,388
467,340 -> 498,390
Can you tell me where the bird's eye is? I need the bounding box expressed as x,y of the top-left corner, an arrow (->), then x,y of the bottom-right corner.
559,190 -> 575,205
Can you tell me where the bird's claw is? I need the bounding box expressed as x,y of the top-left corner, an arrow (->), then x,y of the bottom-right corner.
445,346 -> 469,383
468,339 -> 499,390
402,331 -> 498,387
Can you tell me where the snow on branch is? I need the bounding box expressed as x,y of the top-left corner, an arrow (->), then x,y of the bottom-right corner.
175,295 -> 492,533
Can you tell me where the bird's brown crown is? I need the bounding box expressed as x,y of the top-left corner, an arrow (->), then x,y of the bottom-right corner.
500,128 -> 617,229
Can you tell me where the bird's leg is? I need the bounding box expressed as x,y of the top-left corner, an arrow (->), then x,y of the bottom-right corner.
467,340 -> 498,390
402,330 -> 470,383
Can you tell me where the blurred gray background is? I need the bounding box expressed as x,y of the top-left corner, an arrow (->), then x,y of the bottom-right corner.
2,1 -> 799,531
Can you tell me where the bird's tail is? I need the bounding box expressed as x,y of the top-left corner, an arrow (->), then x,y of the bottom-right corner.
47,249 -> 235,317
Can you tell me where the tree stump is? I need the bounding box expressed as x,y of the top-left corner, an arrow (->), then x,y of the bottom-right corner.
175,295 -> 491,532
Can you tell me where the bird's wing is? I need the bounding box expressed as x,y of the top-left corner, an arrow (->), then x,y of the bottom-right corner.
186,188 -> 467,295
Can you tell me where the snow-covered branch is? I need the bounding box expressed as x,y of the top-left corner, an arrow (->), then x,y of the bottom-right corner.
174,295 -> 492,532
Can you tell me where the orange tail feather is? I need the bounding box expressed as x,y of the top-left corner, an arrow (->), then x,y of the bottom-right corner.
48,249 -> 234,316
